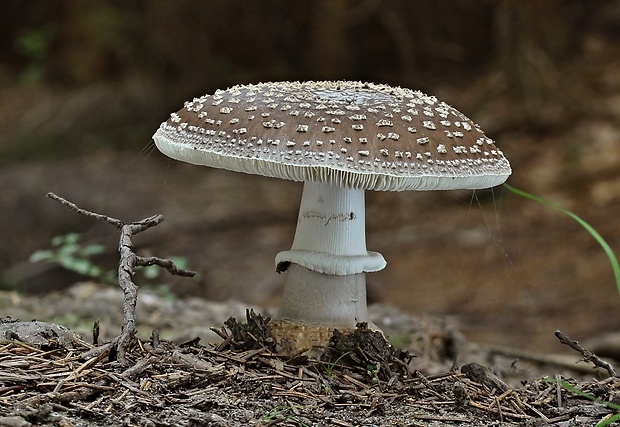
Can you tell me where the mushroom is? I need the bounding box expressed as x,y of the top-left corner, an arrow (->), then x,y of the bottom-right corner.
152,81 -> 511,353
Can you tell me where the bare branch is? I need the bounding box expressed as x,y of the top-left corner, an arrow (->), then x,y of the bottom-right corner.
136,255 -> 196,277
47,192 -> 197,365
555,329 -> 617,377
47,192 -> 124,229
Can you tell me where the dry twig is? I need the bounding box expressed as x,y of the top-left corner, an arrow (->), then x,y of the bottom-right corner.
46,192 -> 196,365
555,329 -> 617,377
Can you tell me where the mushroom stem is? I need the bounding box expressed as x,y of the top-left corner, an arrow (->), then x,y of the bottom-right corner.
270,263 -> 379,354
275,181 -> 386,275
277,263 -> 376,327
271,181 -> 386,354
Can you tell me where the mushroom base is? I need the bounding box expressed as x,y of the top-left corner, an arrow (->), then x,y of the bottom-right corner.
271,263 -> 381,355
269,319 -> 380,357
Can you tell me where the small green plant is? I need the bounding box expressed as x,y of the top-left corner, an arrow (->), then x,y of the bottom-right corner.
320,382 -> 331,395
263,405 -> 310,427
14,26 -> 55,84
323,351 -> 352,377
30,232 -> 116,284
30,232 -> 189,294
366,363 -> 379,385
545,378 -> 620,426
504,183 -> 620,300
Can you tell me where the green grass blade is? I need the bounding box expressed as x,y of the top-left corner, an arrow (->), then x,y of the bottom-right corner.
503,183 -> 620,300
543,379 -> 620,426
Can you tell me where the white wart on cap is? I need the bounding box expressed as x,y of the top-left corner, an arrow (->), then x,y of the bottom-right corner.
153,81 -> 511,192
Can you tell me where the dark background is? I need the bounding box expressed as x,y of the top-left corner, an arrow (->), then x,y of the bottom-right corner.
1,0 -> 620,352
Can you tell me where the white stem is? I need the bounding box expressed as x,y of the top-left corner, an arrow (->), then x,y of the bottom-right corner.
276,264 -> 376,328
291,180 -> 367,255
275,181 -> 386,275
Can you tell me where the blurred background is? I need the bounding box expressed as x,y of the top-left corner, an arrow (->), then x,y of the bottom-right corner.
1,0 -> 620,354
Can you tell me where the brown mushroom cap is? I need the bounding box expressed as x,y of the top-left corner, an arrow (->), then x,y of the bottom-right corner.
153,81 -> 511,191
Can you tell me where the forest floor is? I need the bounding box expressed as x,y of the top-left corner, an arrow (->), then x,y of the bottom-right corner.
1,281 -> 619,427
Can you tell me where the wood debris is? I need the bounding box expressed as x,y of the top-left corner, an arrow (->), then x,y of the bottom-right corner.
1,316 -> 619,426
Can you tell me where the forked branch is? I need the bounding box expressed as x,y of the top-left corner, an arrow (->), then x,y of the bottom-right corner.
555,329 -> 617,378
46,192 -> 196,365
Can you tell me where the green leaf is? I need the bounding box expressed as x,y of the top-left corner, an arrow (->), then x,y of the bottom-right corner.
81,244 -> 106,257
29,250 -> 55,263
52,232 -> 81,247
57,242 -> 80,258
61,258 -> 100,277
544,379 -> 620,427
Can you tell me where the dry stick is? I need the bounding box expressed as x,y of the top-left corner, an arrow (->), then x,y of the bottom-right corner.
555,373 -> 562,409
554,329 -> 617,377
46,192 -> 196,366
484,343 -> 607,375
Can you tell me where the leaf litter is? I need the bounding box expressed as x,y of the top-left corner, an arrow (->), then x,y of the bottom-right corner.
1,312 -> 619,427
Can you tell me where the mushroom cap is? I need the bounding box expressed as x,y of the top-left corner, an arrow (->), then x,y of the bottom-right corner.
153,81 -> 511,191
